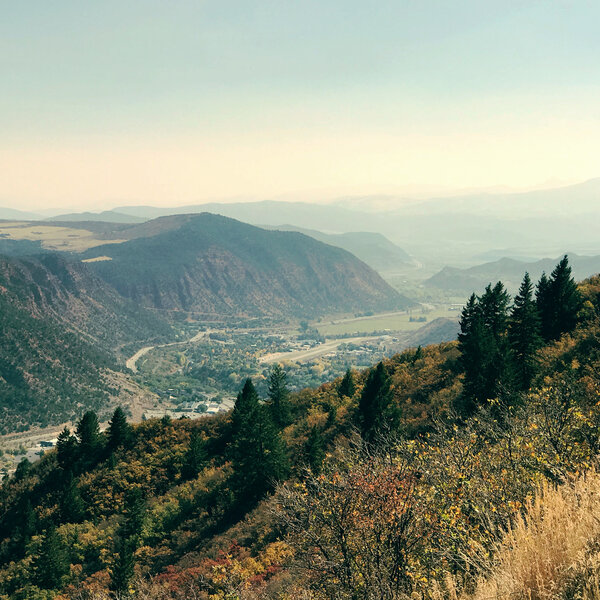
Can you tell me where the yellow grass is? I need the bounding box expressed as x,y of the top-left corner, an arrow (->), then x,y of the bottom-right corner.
467,471 -> 600,600
0,223 -> 125,251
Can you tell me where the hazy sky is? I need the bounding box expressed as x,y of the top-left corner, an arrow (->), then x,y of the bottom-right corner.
2,1 -> 600,210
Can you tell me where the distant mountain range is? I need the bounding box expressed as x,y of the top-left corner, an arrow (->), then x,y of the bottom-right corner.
45,210 -> 147,224
109,178 -> 600,263
81,213 -> 411,316
425,254 -> 600,295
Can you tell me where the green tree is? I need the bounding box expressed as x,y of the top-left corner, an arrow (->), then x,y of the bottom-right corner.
537,256 -> 583,342
267,363 -> 292,428
107,406 -> 132,451
60,472 -> 86,523
508,272 -> 542,391
305,427 -> 326,474
181,429 -> 207,480
110,538 -> 135,597
76,410 -> 101,462
338,368 -> 356,399
110,487 -> 146,596
458,285 -> 511,413
357,362 -> 399,442
56,427 -> 77,471
230,379 -> 290,509
34,528 -> 69,590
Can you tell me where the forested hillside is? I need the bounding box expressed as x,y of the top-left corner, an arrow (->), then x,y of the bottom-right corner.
1,257 -> 599,599
0,254 -> 172,431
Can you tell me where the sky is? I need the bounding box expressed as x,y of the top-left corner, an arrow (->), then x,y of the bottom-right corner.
1,1 -> 600,210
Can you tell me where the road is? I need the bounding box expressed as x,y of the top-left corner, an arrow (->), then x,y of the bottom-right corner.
125,329 -> 215,373
260,335 -> 379,365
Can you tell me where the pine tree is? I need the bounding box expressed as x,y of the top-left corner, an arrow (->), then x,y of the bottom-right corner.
60,472 -> 86,523
508,272 -> 542,391
182,429 -> 207,480
537,257 -> 582,342
107,406 -> 132,451
338,368 -> 356,399
267,364 -> 292,428
56,427 -> 77,471
111,487 -> 146,596
357,362 -> 399,442
548,255 -> 582,340
230,379 -> 289,509
457,287 -> 510,414
110,537 -> 135,597
536,271 -> 553,341
35,528 -> 70,589
305,427 -> 326,474
76,411 -> 101,462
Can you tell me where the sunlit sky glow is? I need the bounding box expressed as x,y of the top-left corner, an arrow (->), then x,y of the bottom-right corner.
2,1 -> 599,210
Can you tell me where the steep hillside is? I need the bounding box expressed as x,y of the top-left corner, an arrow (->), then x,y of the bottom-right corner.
82,213 -> 410,316
0,254 -> 172,353
426,253 -> 600,294
0,254 -> 172,431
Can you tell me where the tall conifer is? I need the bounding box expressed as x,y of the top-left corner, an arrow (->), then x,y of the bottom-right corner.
509,272 -> 542,391
267,364 -> 292,428
357,362 -> 399,442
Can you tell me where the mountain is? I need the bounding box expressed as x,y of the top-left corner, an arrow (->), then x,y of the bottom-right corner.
82,213 -> 411,316
403,177 -> 600,218
0,208 -> 42,220
425,253 -> 600,294
113,180 -> 600,264
0,253 -> 172,353
267,225 -> 416,273
46,210 -> 147,224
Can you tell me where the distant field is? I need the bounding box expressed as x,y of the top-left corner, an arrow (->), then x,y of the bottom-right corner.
0,222 -> 125,251
315,307 -> 457,336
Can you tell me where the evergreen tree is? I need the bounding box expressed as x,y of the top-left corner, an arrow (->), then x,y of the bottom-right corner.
110,487 -> 146,596
76,411 -> 101,461
230,379 -> 290,509
305,427 -> 326,474
457,288 -> 510,414
509,272 -> 542,391
35,528 -> 70,589
536,271 -> 553,341
181,429 -> 207,480
107,406 -> 132,451
548,256 -> 582,341
110,537 -> 135,597
56,427 -> 77,471
537,257 -> 582,342
267,363 -> 292,428
479,282 -> 510,336
16,498 -> 37,552
13,457 -> 31,481
60,472 -> 86,523
338,368 -> 356,399
357,362 -> 399,442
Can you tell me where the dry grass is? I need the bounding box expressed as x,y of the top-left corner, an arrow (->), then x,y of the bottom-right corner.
464,471 -> 600,600
0,223 -> 125,251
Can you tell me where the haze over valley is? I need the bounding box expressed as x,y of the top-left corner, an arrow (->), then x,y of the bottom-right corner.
2,3 -> 600,599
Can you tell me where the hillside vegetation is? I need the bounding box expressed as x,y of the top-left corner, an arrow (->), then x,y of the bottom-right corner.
0,257 -> 599,599
0,254 -> 172,431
